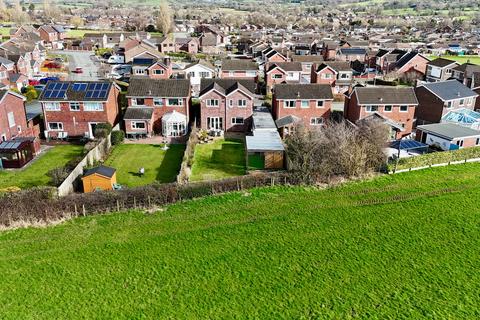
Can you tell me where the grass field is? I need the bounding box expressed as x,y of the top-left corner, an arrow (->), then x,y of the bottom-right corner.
1,163 -> 480,318
104,144 -> 185,187
190,138 -> 246,181
0,145 -> 83,190
66,29 -> 107,38
429,55 -> 480,65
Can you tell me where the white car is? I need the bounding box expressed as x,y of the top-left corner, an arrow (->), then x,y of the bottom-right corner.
107,55 -> 125,64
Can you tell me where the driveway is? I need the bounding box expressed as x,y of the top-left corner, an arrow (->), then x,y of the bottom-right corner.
50,50 -> 102,81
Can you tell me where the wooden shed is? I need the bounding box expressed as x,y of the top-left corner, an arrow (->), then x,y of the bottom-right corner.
81,165 -> 117,193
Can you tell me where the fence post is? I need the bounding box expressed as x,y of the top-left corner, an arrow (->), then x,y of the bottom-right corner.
74,204 -> 78,216
148,196 -> 151,208
116,200 -> 120,212
82,204 -> 86,217
134,197 -> 136,209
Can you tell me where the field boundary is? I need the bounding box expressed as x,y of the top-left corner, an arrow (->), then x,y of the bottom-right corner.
389,157 -> 480,174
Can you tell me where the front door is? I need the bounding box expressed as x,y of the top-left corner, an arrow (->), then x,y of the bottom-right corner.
89,122 -> 99,139
207,117 -> 223,130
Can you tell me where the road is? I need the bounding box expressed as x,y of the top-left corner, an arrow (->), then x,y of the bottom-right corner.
50,50 -> 102,81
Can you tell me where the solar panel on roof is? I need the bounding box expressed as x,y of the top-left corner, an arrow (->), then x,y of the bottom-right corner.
72,83 -> 87,91
85,91 -> 93,98
62,83 -> 69,90
43,90 -> 52,98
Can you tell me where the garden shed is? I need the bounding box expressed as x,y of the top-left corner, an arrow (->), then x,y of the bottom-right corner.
81,165 -> 117,193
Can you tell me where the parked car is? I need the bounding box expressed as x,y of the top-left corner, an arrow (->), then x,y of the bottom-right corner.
107,55 -> 125,64
40,77 -> 60,84
73,67 -> 83,74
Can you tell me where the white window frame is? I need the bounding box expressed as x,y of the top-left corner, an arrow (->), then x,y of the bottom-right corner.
246,71 -> 256,77
199,71 -> 210,78
384,105 -> 392,112
48,122 -> 63,131
153,98 -> 164,106
399,105 -> 408,113
131,121 -> 146,129
231,117 -> 244,125
238,99 -> 247,107
167,98 -> 183,106
301,100 -> 309,108
153,69 -> 165,75
446,101 -> 453,109
132,98 -> 145,106
366,105 -> 378,113
69,102 -> 81,111
44,102 -> 61,111
284,100 -> 295,108
322,73 -> 333,79
84,102 -> 104,112
272,74 -> 283,79
316,100 -> 324,108
459,99 -> 465,106
206,99 -> 219,107
310,117 -> 324,125
7,112 -> 15,127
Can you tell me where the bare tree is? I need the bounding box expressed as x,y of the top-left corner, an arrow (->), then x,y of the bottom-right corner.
11,0 -> 29,25
0,0 -> 10,21
43,0 -> 60,22
156,0 -> 172,34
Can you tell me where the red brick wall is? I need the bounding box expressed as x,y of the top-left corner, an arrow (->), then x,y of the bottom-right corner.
273,97 -> 332,126
200,90 -> 253,132
311,66 -> 336,85
148,64 -> 172,79
266,69 -> 286,91
267,54 -> 288,63
397,55 -> 428,75
0,93 -> 28,140
125,119 -> 153,135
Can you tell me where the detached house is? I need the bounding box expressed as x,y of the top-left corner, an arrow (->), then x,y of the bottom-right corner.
38,25 -> 66,49
131,57 -> 172,79
265,62 -> 303,92
311,62 -> 353,95
0,90 -> 30,141
344,86 -> 419,139
220,59 -> 258,81
39,81 -> 120,139
198,79 -> 256,132
425,58 -> 459,82
124,78 -> 190,138
182,60 -> 216,96
415,80 -> 479,125
451,63 -> 480,89
272,84 -> 333,136
336,48 -> 368,62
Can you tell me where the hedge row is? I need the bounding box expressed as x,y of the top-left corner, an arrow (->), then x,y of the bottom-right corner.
0,172 -> 295,227
388,146 -> 480,171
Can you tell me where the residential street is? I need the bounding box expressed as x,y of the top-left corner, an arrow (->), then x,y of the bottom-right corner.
50,50 -> 102,81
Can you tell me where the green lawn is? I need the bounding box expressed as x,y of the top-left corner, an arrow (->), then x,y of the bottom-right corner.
429,55 -> 480,65
190,138 -> 246,181
1,164 -> 480,318
104,144 -> 185,187
0,145 -> 84,190
66,29 -> 107,38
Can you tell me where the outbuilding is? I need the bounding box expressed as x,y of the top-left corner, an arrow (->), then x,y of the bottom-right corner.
81,165 -> 117,193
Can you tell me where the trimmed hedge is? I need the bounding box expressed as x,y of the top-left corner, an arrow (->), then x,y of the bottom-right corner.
389,146 -> 480,171
0,172 -> 295,227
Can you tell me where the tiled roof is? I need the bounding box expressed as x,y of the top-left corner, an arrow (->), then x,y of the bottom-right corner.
127,78 -> 190,97
316,61 -> 352,72
267,62 -> 302,73
291,55 -> 324,63
427,58 -> 457,68
421,80 -> 479,101
354,86 -> 418,105
274,84 -> 333,100
39,81 -> 114,101
221,59 -> 257,71
124,107 -> 154,120
199,79 -> 256,97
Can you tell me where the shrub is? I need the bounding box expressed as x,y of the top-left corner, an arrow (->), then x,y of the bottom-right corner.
94,123 -> 112,139
111,130 -> 125,145
47,167 -> 70,186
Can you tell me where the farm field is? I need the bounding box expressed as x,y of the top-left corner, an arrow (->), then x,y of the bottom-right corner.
0,145 -> 84,190
190,138 -> 246,181
1,164 -> 480,318
104,144 -> 185,187
429,55 -> 480,65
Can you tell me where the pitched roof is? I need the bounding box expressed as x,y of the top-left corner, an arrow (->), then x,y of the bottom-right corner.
184,59 -> 215,71
123,107 -> 154,120
127,78 -> 190,97
315,61 -> 352,73
291,55 -> 324,63
417,123 -> 480,139
38,81 -> 115,102
274,84 -> 333,100
354,87 -> 418,105
338,48 -> 367,55
83,165 -> 116,179
267,62 -> 302,73
221,59 -> 257,71
420,80 -> 479,101
200,78 -> 256,96
427,57 -> 458,68
275,114 -> 301,128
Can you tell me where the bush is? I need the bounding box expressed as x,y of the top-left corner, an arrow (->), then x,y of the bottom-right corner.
94,123 -> 112,139
111,130 -> 125,145
47,167 -> 70,186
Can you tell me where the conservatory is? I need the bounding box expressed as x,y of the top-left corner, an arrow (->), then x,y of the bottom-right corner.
162,111 -> 187,137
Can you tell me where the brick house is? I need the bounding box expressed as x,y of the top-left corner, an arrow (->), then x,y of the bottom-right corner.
336,48 -> 368,62
262,47 -> 289,64
311,62 -> 353,95
272,84 -> 333,136
175,37 -> 199,54
124,78 -> 191,138
39,81 -> 121,139
321,40 -> 339,61
0,90 -> 30,141
415,80 -> 479,125
425,58 -> 459,82
131,57 -> 172,79
416,123 -> 480,150
344,86 -> 419,139
291,55 -> 325,80
265,62 -> 303,92
198,79 -> 256,132
220,59 -> 258,81
451,63 -> 480,88
0,57 -> 15,88
38,25 -> 65,49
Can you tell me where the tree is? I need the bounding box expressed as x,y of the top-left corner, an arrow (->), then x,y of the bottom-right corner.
44,0 -> 60,21
70,16 -> 84,28
11,0 -> 29,24
156,0 -> 173,34
0,0 -> 10,21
